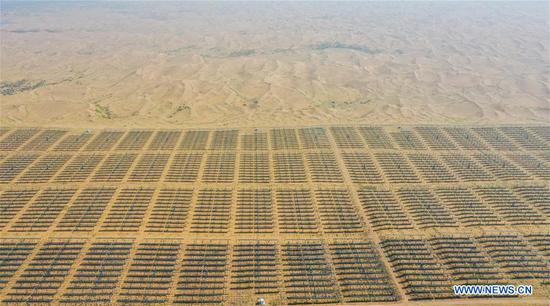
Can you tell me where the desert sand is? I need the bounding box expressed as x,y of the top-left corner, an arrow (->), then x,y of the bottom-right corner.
1,1 -> 549,128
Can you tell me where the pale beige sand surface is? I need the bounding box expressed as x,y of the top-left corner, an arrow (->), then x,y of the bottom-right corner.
1,2 -> 549,128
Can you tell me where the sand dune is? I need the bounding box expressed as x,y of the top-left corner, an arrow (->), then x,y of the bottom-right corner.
1,2 -> 548,128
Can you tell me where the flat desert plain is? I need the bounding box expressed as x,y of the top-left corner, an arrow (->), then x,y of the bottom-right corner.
1,1 -> 549,128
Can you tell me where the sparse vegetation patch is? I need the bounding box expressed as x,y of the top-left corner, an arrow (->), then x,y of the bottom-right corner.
312,41 -> 381,54
0,79 -> 46,96
94,103 -> 113,119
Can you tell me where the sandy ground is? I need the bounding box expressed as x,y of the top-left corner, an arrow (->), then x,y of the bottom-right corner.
1,2 -> 549,128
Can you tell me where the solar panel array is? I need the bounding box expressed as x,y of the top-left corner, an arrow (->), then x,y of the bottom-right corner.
0,125 -> 548,304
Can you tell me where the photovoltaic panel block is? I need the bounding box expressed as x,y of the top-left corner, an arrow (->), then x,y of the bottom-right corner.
9,188 -> 77,232
3,240 -> 85,304
83,131 -> 124,151
179,130 -> 210,150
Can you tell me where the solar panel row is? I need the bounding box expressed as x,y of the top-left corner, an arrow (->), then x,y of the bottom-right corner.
0,235 -> 547,304
0,126 -> 547,152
